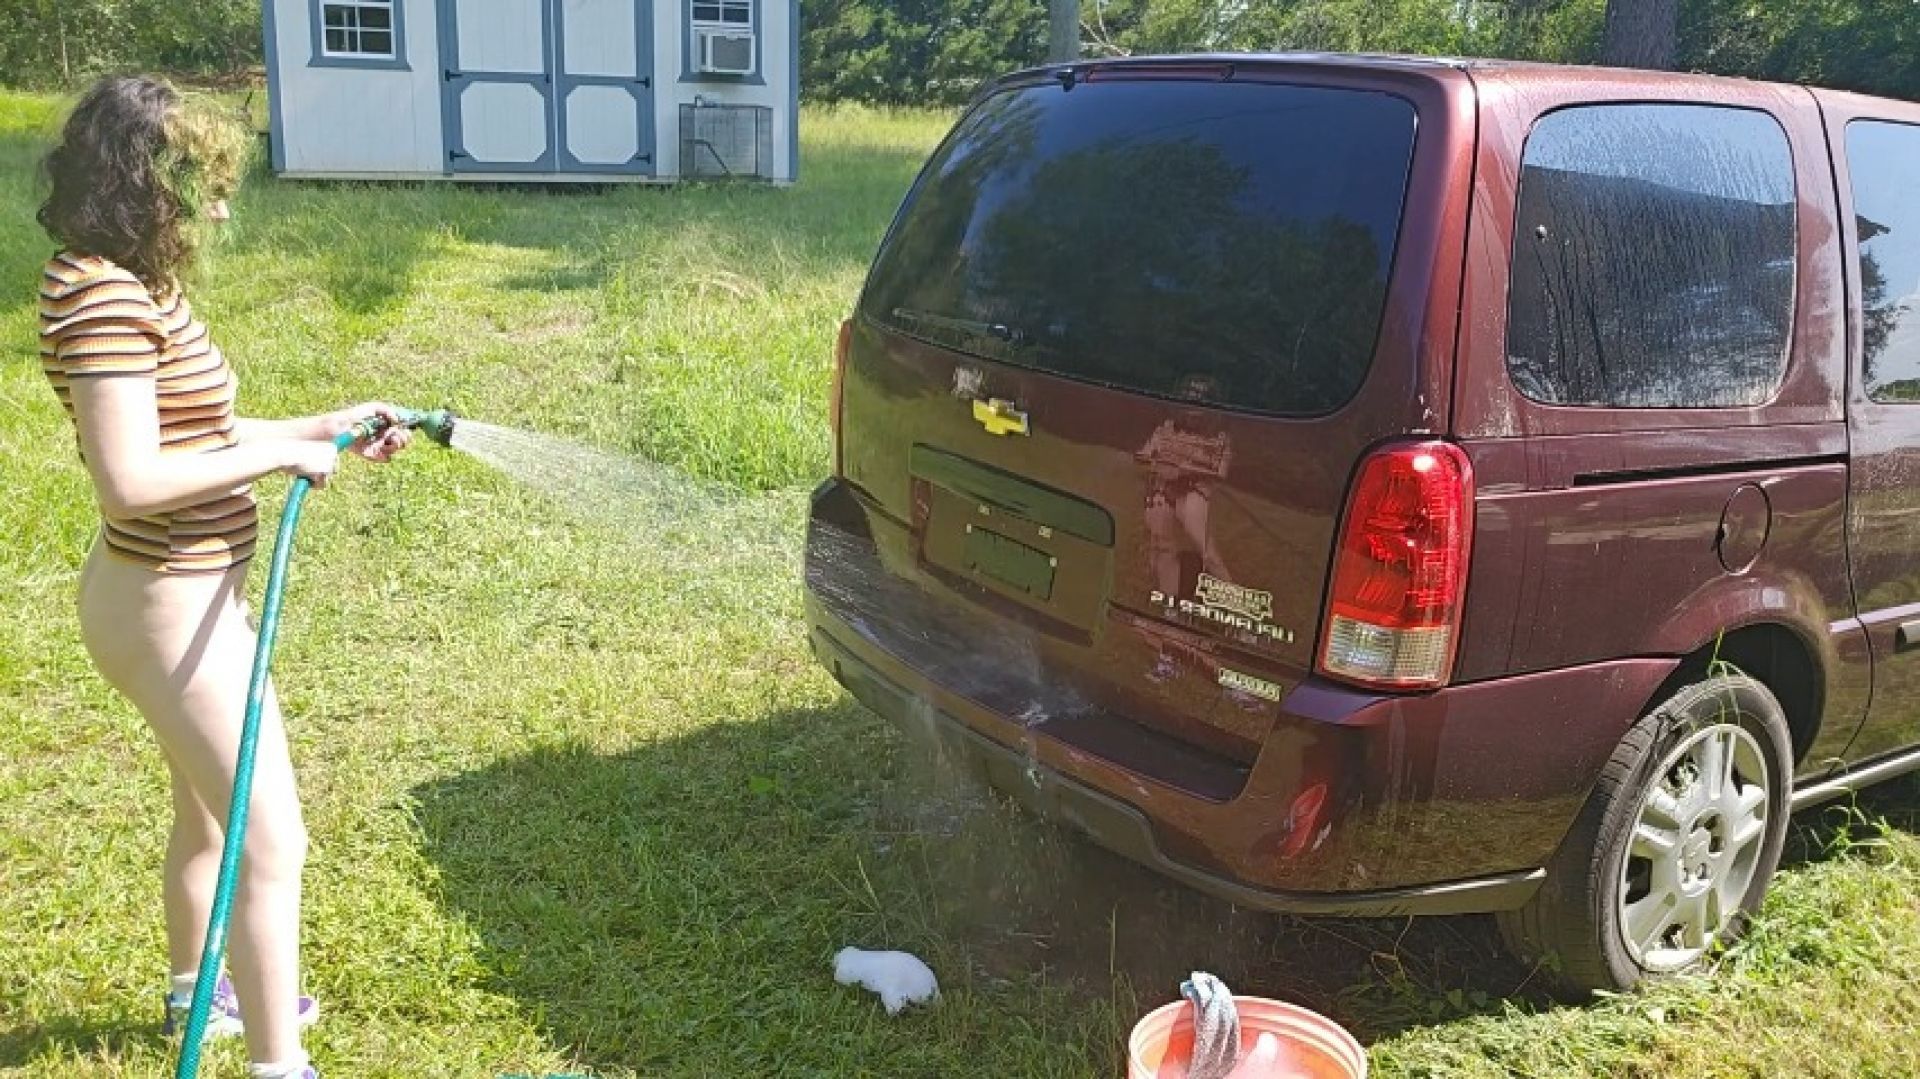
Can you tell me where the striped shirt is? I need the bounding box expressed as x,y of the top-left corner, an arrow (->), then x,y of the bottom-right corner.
39,253 -> 257,573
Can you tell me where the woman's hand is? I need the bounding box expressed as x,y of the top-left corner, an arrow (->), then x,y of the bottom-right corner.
321,402 -> 413,463
280,441 -> 341,488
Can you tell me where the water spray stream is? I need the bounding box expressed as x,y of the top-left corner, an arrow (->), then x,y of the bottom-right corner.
445,420 -> 800,568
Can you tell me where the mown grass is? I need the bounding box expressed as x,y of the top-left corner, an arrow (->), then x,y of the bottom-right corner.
2,87 -> 1917,1077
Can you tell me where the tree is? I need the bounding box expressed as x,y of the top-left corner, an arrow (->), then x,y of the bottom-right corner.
1602,0 -> 1678,69
801,0 -> 1049,105
1049,0 -> 1080,60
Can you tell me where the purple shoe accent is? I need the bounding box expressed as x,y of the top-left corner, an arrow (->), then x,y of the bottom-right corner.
164,975 -> 319,1041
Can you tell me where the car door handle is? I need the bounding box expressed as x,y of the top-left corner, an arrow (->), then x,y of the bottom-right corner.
1897,620 -> 1920,653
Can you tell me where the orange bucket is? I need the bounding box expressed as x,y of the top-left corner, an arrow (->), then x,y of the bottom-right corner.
1127,996 -> 1367,1079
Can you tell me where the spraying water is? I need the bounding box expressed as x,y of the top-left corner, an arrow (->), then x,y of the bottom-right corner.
446,419 -> 800,567
438,419 -> 1258,999
449,421 -> 733,521
447,418 -> 1096,793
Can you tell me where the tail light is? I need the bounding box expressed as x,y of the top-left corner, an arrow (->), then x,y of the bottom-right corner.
1319,441 -> 1474,690
831,318 -> 852,473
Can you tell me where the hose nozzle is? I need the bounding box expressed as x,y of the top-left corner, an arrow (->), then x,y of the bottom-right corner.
399,407 -> 458,448
348,406 -> 458,449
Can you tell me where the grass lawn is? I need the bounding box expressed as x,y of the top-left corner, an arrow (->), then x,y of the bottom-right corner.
2,88 -> 1918,1078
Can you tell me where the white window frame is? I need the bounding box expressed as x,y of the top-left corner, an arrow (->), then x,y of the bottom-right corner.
316,0 -> 402,64
686,0 -> 757,81
691,0 -> 754,31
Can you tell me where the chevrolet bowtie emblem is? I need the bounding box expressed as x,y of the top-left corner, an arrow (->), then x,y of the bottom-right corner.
972,397 -> 1030,437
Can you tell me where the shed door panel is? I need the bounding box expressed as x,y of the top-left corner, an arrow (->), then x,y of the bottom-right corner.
562,0 -> 635,76
556,0 -> 654,173
443,0 -> 555,171
457,0 -> 546,72
441,0 -> 650,174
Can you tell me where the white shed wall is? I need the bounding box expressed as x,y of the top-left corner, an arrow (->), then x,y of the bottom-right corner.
268,0 -> 797,180
651,0 -> 798,181
270,0 -> 445,175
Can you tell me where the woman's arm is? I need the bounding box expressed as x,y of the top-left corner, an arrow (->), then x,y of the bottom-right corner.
68,374 -> 338,519
236,402 -> 411,461
234,415 -> 329,442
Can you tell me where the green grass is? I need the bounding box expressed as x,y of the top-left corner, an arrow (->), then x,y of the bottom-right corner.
2,87 -> 1918,1077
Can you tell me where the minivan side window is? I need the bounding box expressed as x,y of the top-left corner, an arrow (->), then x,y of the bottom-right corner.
1848,120 -> 1920,403
1505,104 -> 1797,409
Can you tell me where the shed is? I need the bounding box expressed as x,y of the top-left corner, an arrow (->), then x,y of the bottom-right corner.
262,0 -> 798,182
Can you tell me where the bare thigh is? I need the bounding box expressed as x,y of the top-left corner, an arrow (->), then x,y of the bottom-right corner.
77,547 -> 306,854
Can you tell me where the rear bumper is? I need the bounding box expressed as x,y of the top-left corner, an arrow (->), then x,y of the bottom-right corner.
805,478 -> 1680,916
812,625 -> 1545,916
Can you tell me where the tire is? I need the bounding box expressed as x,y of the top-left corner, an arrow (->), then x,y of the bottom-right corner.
1496,670 -> 1793,998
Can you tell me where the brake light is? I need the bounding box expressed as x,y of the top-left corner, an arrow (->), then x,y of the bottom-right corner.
1319,441 -> 1474,690
831,318 -> 851,473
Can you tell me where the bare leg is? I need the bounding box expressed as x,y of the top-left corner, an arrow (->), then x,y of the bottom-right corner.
78,549 -> 308,1065
162,753 -> 223,979
145,610 -> 308,1065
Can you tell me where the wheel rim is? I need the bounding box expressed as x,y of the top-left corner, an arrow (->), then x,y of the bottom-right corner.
1618,722 -> 1772,973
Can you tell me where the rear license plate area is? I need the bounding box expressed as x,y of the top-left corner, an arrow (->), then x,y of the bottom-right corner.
964,525 -> 1054,600
915,478 -> 1112,633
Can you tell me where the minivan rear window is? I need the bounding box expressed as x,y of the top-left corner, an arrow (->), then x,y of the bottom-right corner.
861,77 -> 1419,417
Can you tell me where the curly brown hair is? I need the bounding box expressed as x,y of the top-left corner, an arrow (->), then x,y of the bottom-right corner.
37,75 -> 249,292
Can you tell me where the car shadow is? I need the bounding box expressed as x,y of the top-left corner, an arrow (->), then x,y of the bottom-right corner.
1782,771 -> 1920,867
408,700 -> 1580,1074
412,693 -> 1920,1072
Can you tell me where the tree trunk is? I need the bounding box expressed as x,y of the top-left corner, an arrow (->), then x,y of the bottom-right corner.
1602,0 -> 1678,70
1049,0 -> 1081,62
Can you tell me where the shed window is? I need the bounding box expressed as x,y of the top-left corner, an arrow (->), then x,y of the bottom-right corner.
687,0 -> 756,78
692,0 -> 753,28
1506,104 -> 1797,409
320,0 -> 397,60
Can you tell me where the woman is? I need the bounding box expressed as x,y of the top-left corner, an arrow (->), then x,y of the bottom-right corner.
37,75 -> 408,1079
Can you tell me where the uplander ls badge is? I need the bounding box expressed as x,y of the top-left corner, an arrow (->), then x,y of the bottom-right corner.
1150,573 -> 1296,645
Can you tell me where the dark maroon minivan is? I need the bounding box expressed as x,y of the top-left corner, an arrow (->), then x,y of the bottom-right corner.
804,53 -> 1920,995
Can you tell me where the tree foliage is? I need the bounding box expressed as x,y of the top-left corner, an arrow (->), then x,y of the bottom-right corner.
800,0 -> 1052,105
3,1 -> 1920,105
801,0 -> 1610,103
0,0 -> 258,87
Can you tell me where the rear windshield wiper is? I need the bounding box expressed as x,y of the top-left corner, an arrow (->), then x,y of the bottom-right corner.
890,307 -> 1029,348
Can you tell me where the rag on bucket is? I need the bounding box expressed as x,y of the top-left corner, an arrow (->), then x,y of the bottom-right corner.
1181,971 -> 1240,1079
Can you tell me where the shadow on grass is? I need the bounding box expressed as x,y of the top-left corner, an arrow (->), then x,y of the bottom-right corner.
412,693 -> 1920,1072
0,1016 -> 157,1069
1782,772 -> 1920,867
408,700 -> 1562,1073
409,701 -> 939,1072
0,106 -> 928,329
222,142 -> 928,321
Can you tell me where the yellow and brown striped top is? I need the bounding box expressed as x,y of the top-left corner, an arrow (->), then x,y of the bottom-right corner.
39,252 -> 257,573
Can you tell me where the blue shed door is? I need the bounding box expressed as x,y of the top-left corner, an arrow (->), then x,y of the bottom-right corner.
441,0 -> 654,174
556,0 -> 655,174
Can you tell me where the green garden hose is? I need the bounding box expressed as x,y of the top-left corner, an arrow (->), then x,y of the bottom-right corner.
173,408 -> 454,1078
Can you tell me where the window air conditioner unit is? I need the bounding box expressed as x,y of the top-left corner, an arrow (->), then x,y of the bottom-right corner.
695,28 -> 755,75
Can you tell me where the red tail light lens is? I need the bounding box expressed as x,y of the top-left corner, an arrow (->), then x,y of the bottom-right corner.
831,318 -> 852,472
1319,441 -> 1474,689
